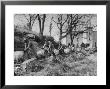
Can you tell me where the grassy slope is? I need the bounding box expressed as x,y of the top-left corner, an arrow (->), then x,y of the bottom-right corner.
22,52 -> 97,76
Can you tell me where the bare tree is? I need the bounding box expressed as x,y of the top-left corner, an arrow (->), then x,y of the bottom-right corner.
53,14 -> 68,43
61,14 -> 83,45
23,14 -> 38,31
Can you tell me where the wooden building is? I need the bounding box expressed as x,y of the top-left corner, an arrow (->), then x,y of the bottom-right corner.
66,29 -> 97,48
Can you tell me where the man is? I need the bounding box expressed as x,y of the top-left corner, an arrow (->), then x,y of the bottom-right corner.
71,44 -> 75,51
23,37 -> 29,51
48,41 -> 54,56
43,41 -> 48,49
24,35 -> 41,59
58,42 -> 63,55
23,34 -> 35,51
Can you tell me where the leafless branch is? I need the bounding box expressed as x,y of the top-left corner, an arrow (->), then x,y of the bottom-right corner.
23,14 -> 30,23
31,15 -> 38,27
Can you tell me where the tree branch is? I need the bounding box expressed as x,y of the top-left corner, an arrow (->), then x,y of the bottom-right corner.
62,16 -> 68,25
31,15 -> 38,27
52,19 -> 60,24
23,14 -> 30,23
56,24 -> 60,30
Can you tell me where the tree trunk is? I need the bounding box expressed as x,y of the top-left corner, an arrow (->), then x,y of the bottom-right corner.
70,14 -> 73,45
38,14 -> 42,38
41,14 -> 46,34
38,14 -> 46,38
29,23 -> 32,31
49,23 -> 52,36
59,25 -> 62,43
59,32 -> 62,43
28,15 -> 32,31
70,33 -> 73,45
